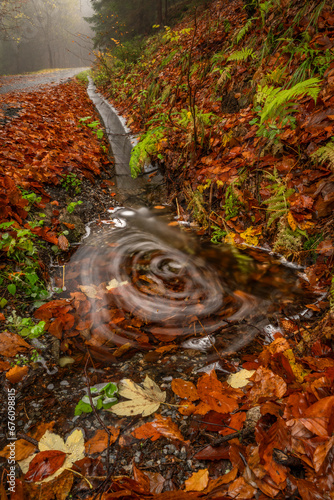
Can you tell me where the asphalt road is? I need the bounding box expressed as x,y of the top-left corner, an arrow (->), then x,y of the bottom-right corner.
0,67 -> 89,94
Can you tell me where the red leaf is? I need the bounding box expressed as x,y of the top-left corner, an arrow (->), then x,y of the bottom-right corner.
25,450 -> 66,482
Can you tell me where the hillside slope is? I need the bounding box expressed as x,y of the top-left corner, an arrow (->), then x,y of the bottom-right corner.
94,0 -> 334,270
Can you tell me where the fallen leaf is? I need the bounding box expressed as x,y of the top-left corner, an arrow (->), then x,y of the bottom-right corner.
151,415 -> 187,443
171,379 -> 199,401
57,234 -> 69,251
0,331 -> 30,357
85,427 -> 120,454
110,375 -> 166,417
227,369 -> 255,388
19,429 -> 85,483
106,279 -> 128,290
25,450 -> 67,482
247,366 -> 287,403
184,469 -> 209,492
6,365 -> 29,383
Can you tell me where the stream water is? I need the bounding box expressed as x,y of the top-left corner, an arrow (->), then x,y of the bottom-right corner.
52,82 -> 319,365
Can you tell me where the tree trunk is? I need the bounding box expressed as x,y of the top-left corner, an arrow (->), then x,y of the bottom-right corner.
157,0 -> 163,24
164,0 -> 168,21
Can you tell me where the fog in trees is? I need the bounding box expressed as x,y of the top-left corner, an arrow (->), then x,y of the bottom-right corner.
0,0 -> 94,75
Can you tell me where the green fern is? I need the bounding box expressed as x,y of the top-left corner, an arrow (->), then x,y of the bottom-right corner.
262,169 -> 294,227
311,138 -> 334,170
262,66 -> 286,86
227,48 -> 257,62
234,18 -> 255,44
259,77 -> 321,125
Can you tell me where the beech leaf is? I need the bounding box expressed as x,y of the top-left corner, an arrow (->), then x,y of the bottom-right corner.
109,375 -> 166,417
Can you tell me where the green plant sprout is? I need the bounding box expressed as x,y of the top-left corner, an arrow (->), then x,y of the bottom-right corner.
75,382 -> 118,416
6,310 -> 46,339
61,173 -> 82,194
11,349 -> 39,367
66,200 -> 83,214
79,116 -> 104,139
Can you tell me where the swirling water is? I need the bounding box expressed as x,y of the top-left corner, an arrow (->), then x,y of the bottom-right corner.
62,207 -> 313,359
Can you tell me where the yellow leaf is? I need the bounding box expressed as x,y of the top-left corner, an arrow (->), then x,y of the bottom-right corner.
287,211 -> 297,231
283,349 -> 311,383
110,375 -> 166,417
227,369 -> 255,388
239,226 -> 260,246
298,220 -> 314,231
225,232 -> 236,245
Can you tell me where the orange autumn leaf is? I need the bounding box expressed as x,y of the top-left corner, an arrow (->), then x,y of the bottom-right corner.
185,469 -> 209,492
150,415 -> 188,443
85,427 -> 120,454
171,379 -> 199,401
0,331 -> 30,357
178,402 -> 196,416
6,365 -> 29,384
247,366 -> 287,403
197,371 -> 239,414
203,468 -> 238,493
132,422 -> 162,442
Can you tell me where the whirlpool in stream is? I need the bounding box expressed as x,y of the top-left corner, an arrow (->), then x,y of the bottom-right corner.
63,208 -> 314,359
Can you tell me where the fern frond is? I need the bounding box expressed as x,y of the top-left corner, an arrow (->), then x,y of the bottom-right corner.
262,169 -> 294,227
227,48 -> 257,62
311,139 -> 334,170
234,18 -> 255,44
262,66 -> 286,85
260,77 -> 322,124
255,84 -> 281,106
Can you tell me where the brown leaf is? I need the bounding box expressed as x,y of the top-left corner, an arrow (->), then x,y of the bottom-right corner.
247,366 -> 287,403
0,331 -> 30,357
132,422 -> 162,442
25,450 -> 67,482
132,463 -> 151,493
85,427 -> 120,454
197,371 -> 239,414
22,469 -> 73,500
57,234 -> 69,251
227,477 -> 257,499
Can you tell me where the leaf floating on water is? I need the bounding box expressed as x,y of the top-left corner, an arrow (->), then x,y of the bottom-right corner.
110,375 -> 166,417
106,278 -> 128,290
78,285 -> 98,299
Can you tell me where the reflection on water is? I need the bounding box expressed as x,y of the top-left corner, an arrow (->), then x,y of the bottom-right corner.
59,208 -> 314,358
